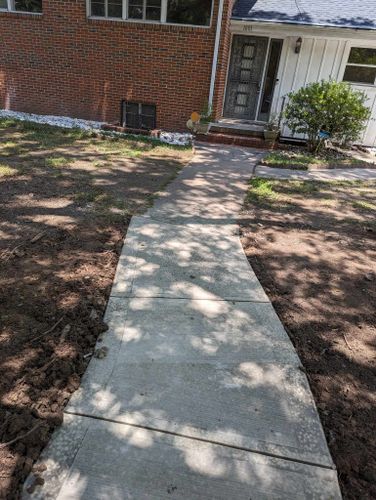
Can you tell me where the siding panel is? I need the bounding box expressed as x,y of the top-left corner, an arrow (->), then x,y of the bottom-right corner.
272,35 -> 376,146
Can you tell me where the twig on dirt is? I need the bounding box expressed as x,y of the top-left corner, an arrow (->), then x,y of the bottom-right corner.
38,357 -> 58,373
0,423 -> 42,449
1,244 -> 23,262
30,231 -> 47,244
1,231 -> 47,262
343,333 -> 353,350
28,317 -> 64,344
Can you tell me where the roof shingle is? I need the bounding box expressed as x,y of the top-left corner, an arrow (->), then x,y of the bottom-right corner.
232,0 -> 376,30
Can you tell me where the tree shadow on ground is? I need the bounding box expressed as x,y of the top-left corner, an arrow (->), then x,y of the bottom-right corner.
240,187 -> 376,499
0,121 -> 190,498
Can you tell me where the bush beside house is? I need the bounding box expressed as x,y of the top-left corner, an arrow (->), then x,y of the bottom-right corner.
284,80 -> 371,152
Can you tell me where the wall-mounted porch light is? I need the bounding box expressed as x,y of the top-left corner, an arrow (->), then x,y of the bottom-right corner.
295,37 -> 303,54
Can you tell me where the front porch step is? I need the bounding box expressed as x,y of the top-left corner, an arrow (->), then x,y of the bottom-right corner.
196,132 -> 277,150
210,121 -> 265,138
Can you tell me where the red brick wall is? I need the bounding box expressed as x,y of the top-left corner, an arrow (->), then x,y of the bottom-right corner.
0,0 -> 232,130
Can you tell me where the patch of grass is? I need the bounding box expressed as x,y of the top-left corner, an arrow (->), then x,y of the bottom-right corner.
246,178 -> 284,207
246,179 -> 376,229
0,118 -> 18,129
0,141 -> 23,156
262,152 -> 313,169
96,141 -> 147,158
247,178 -> 322,207
0,163 -> 18,177
352,200 -> 376,212
6,121 -> 90,149
74,187 -> 131,215
94,137 -> 160,158
261,150 -> 372,170
45,156 -> 71,168
320,198 -> 338,207
94,135 -> 191,159
279,180 -> 320,195
1,119 -> 192,164
92,160 -> 108,168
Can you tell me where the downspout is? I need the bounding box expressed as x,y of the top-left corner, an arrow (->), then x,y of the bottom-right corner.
208,0 -> 226,108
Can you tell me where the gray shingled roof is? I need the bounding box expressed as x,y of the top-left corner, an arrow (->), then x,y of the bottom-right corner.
232,0 -> 376,30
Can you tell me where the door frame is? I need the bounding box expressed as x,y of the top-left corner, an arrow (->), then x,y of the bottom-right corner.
222,33 -> 283,123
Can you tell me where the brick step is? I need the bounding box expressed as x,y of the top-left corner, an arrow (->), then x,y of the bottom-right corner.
196,132 -> 278,149
210,123 -> 264,138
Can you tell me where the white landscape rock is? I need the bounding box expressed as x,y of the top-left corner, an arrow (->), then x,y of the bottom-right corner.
159,131 -> 192,146
0,109 -> 192,146
0,109 -> 103,131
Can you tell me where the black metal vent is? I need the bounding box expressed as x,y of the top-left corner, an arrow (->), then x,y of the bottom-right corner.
121,101 -> 157,130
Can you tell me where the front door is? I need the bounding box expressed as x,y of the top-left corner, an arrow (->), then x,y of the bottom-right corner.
224,35 -> 269,120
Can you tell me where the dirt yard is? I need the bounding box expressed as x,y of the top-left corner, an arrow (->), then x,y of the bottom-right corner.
0,119 -> 192,499
240,178 -> 376,499
261,149 -> 376,170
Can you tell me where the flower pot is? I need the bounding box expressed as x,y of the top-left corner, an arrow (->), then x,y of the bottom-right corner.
264,130 -> 279,142
195,122 -> 210,135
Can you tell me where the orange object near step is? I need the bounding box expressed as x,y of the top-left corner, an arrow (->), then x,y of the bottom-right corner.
191,112 -> 200,123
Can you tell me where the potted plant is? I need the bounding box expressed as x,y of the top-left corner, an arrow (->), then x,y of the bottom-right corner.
195,104 -> 213,135
264,115 -> 280,142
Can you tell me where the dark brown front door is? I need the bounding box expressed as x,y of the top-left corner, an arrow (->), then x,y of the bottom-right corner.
224,35 -> 269,120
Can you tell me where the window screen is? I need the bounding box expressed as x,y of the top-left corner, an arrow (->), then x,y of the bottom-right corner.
108,0 -> 122,17
128,0 -> 143,19
123,102 -> 157,130
348,48 -> 376,66
343,47 -> 376,85
128,0 -> 162,21
166,0 -> 212,26
14,0 -> 42,12
91,0 -> 122,18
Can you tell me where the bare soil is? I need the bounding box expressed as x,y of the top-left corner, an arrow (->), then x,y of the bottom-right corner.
0,119 -> 192,499
240,179 -> 376,499
261,147 -> 376,170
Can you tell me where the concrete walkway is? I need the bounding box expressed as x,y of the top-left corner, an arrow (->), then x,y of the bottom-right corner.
256,164 -> 376,181
24,145 -> 342,499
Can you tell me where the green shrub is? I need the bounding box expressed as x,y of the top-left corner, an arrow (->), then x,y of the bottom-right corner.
284,80 -> 370,151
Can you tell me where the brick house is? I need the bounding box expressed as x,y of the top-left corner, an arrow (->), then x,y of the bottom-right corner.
1,0 -> 376,145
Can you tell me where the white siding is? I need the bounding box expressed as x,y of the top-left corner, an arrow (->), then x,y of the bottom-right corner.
273,36 -> 376,146
231,22 -> 376,146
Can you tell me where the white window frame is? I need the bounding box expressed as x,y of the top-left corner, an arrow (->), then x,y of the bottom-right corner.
0,0 -> 43,13
127,0 -> 167,22
341,44 -> 376,87
86,0 -> 213,28
87,0 -> 166,21
88,0 -> 125,19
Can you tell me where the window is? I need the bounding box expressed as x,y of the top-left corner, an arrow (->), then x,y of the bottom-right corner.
128,0 -> 162,21
90,0 -> 162,20
166,0 -> 212,26
343,47 -> 376,85
0,0 -> 42,12
91,0 -> 122,18
122,101 -> 157,130
88,0 -> 213,25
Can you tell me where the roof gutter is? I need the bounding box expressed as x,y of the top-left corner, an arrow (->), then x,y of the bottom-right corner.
209,0 -> 225,108
231,16 -> 376,31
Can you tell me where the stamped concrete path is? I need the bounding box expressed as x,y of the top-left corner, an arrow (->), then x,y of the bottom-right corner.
24,145 -> 342,499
